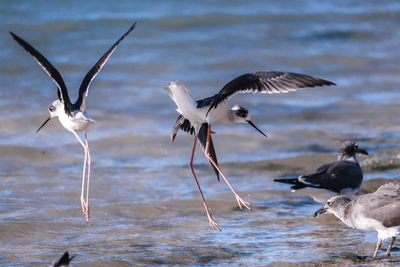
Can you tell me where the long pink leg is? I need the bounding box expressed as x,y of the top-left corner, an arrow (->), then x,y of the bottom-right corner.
72,131 -> 88,216
189,135 -> 220,230
204,124 -> 251,210
84,132 -> 91,222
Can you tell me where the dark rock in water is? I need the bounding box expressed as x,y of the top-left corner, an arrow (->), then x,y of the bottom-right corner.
340,252 -> 368,262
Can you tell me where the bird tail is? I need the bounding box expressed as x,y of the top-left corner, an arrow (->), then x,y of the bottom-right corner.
273,178 -> 309,190
274,178 -> 322,190
198,123 -> 219,181
164,81 -> 190,101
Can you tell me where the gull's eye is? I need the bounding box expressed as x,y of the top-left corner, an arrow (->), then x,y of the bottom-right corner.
49,106 -> 55,112
327,201 -> 332,206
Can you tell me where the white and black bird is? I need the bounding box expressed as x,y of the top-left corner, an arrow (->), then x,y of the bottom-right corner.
314,183 -> 400,258
165,71 -> 335,230
52,252 -> 75,267
10,22 -> 136,221
274,141 -> 368,204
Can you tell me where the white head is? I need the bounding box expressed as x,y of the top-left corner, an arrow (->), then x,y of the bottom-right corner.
230,105 -> 268,137
313,195 -> 352,220
37,99 -> 63,132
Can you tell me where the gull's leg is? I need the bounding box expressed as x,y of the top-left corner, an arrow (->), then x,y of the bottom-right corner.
373,238 -> 382,258
385,236 -> 396,257
204,123 -> 251,210
72,131 -> 88,215
189,134 -> 220,231
84,132 -> 91,222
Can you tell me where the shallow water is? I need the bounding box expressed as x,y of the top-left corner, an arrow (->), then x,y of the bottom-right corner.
1,0 -> 400,266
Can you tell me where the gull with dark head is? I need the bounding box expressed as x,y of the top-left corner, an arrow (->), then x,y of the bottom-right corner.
274,141 -> 368,204
10,22 -> 136,221
314,183 -> 400,258
165,71 -> 335,230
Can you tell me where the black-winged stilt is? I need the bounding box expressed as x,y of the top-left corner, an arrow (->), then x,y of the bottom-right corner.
10,22 -> 136,221
165,71 -> 335,230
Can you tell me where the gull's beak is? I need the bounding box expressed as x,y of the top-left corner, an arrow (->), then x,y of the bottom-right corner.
313,207 -> 328,217
247,120 -> 268,137
36,116 -> 52,133
356,147 -> 369,155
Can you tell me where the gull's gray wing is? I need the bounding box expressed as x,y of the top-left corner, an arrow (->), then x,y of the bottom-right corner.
350,183 -> 400,228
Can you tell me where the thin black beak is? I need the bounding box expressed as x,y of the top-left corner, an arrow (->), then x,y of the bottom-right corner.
356,148 -> 368,155
36,116 -> 51,133
247,120 -> 268,137
313,207 -> 328,217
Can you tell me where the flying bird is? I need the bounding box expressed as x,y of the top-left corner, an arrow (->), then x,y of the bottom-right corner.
165,71 -> 335,229
10,22 -> 136,221
274,141 -> 368,203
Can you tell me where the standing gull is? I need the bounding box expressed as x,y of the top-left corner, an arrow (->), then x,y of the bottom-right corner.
165,71 -> 335,230
314,183 -> 400,258
10,22 -> 136,221
274,141 -> 368,203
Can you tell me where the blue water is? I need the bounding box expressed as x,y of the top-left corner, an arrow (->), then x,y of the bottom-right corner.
1,1 -> 400,266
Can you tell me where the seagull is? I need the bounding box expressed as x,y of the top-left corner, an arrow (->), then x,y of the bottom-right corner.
52,252 -> 75,267
274,141 -> 368,204
10,22 -> 136,221
165,71 -> 335,230
314,183 -> 400,258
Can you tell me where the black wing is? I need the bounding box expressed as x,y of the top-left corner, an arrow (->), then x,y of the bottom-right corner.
208,71 -> 335,112
197,123 -> 219,181
299,161 -> 363,193
275,164 -> 330,190
171,114 -> 194,142
74,22 -> 136,111
170,116 -> 219,181
10,31 -> 74,115
196,96 -> 214,108
53,252 -> 75,267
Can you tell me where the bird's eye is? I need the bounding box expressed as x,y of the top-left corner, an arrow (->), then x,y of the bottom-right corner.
235,108 -> 248,118
327,201 -> 332,206
49,106 -> 54,112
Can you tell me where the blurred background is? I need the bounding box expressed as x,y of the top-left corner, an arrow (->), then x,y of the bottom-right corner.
1,0 -> 400,266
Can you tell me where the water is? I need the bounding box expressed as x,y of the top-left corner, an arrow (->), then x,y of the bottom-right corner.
1,0 -> 400,265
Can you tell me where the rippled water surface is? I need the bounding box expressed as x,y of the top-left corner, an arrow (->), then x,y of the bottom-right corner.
1,1 -> 400,266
